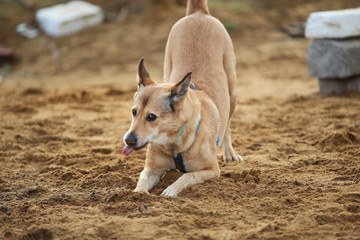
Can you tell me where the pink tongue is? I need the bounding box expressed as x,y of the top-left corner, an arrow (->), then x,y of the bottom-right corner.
122,145 -> 134,156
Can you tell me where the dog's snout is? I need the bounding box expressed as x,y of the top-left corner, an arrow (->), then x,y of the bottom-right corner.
125,133 -> 138,146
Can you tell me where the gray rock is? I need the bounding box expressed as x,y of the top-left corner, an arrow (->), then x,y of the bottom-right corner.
307,39 -> 360,79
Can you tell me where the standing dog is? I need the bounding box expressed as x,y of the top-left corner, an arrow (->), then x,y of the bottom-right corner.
123,0 -> 242,196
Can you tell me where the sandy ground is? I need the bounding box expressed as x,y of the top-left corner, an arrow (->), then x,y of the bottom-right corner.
1,0 -> 360,239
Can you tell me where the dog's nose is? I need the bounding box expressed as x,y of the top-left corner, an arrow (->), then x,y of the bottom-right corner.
125,133 -> 137,146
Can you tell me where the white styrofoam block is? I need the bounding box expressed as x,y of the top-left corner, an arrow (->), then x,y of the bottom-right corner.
305,7 -> 360,39
36,1 -> 104,38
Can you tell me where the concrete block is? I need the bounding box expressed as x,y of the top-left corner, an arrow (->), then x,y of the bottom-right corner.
305,8 -> 360,39
307,39 -> 360,79
319,76 -> 360,95
36,1 -> 104,38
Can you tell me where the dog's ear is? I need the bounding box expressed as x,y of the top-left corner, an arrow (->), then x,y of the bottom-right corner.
137,57 -> 156,89
169,72 -> 192,105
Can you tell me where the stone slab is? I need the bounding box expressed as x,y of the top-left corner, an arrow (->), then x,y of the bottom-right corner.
36,1 -> 104,38
305,8 -> 360,39
319,76 -> 360,95
307,39 -> 360,79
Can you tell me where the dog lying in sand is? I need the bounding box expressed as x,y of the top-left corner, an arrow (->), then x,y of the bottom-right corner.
123,0 -> 242,196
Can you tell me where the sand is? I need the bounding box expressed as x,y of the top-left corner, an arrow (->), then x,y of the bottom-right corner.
0,0 -> 359,239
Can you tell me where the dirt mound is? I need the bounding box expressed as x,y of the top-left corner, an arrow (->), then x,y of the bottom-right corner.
319,128 -> 360,153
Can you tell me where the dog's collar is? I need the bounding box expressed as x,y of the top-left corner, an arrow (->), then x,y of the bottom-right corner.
172,116 -> 220,173
172,153 -> 187,173
172,114 -> 201,173
177,114 -> 201,138
189,81 -> 196,91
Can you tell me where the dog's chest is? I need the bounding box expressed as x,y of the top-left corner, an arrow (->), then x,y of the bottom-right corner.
157,142 -> 179,156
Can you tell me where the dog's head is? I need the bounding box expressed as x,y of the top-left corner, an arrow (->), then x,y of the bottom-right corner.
122,58 -> 192,156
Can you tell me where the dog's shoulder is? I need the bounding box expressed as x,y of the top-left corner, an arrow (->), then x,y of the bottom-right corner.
191,91 -> 219,124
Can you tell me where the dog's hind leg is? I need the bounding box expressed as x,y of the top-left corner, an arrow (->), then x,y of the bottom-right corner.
222,95 -> 243,162
222,43 -> 243,162
222,123 -> 243,162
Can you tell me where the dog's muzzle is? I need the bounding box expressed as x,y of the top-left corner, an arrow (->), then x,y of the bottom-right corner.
122,132 -> 137,156
122,132 -> 148,156
124,132 -> 138,147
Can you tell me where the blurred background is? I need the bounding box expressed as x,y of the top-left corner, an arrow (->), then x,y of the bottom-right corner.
0,0 -> 359,93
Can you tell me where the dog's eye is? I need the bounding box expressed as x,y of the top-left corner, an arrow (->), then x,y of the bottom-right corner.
146,114 -> 157,122
132,109 -> 137,117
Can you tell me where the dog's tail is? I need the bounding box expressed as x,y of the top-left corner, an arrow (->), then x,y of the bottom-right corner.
186,0 -> 210,15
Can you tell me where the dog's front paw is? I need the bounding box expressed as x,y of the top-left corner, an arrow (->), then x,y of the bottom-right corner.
223,153 -> 244,162
161,186 -> 178,197
133,187 -> 150,195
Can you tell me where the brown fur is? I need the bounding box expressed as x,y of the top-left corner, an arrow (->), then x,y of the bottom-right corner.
123,0 -> 242,196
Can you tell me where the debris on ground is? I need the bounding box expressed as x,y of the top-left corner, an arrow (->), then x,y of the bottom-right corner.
36,1 -> 104,38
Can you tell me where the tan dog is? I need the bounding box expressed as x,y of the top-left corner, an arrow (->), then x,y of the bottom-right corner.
123,0 -> 242,196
